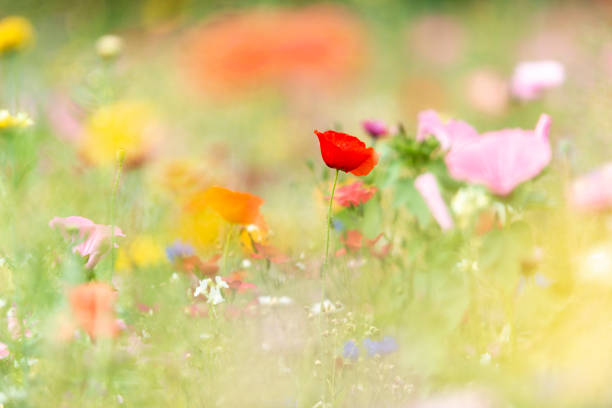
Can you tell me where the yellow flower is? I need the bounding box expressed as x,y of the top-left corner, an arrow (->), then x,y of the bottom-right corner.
0,110 -> 33,129
80,101 -> 158,167
177,205 -> 223,250
116,235 -> 165,271
152,159 -> 208,197
0,16 -> 34,55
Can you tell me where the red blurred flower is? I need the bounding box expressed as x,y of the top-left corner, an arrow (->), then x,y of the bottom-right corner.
182,5 -> 366,94
69,282 -> 119,340
251,242 -> 290,264
338,230 -> 391,258
224,271 -> 257,293
314,130 -> 378,176
177,254 -> 220,277
333,181 -> 377,207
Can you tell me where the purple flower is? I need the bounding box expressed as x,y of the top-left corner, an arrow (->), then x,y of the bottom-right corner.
343,339 -> 360,361
363,336 -> 398,357
362,120 -> 388,139
165,240 -> 195,262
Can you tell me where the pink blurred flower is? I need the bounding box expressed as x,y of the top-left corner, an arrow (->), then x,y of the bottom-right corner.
48,93 -> 84,143
362,119 -> 388,139
409,15 -> 466,67
445,114 -> 552,196
333,181 -> 377,207
0,342 -> 8,359
570,163 -> 612,212
7,304 -> 32,340
49,216 -> 125,268
511,60 -> 565,101
417,109 -> 478,150
7,304 -> 20,339
414,173 -> 454,231
465,68 -> 509,115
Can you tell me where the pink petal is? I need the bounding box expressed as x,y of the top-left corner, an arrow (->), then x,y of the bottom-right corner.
445,114 -> 551,196
414,173 -> 454,231
417,109 -> 478,150
0,342 -> 9,359
511,60 -> 565,101
571,163 -> 612,211
50,216 -> 125,269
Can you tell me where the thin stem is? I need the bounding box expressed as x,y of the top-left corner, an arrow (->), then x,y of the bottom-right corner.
222,224 -> 234,275
109,152 -> 125,278
321,169 -> 339,303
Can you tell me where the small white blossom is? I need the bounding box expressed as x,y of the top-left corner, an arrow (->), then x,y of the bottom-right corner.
309,300 -> 342,315
194,276 -> 228,305
479,352 -> 491,365
194,279 -> 211,298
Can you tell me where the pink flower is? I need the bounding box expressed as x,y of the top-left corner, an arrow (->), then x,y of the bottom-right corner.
332,181 -> 377,207
7,303 -> 32,340
445,114 -> 552,196
465,68 -> 508,116
511,60 -> 565,101
417,109 -> 478,150
49,216 -> 125,269
362,120 -> 388,139
414,173 -> 454,231
0,342 -> 9,359
7,304 -> 20,339
48,93 -> 84,143
570,163 -> 612,212
409,15 -> 466,67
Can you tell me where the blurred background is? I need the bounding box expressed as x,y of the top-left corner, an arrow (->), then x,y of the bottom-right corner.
2,0 -> 612,406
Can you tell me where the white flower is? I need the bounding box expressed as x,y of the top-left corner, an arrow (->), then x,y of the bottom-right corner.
194,276 -> 227,305
96,34 -> 123,58
215,275 -> 229,289
258,296 -> 293,306
241,259 -> 252,268
194,278 -> 211,298
479,352 -> 491,365
207,286 -> 225,305
309,299 -> 341,315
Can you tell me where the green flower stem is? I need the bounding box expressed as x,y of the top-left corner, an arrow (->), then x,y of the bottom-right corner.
321,169 -> 339,304
109,152 -> 125,279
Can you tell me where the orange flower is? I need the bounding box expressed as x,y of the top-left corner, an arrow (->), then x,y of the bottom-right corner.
182,5 -> 365,94
199,186 -> 264,225
69,282 -> 119,339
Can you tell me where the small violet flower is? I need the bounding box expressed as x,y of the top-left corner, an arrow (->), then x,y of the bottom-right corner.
343,339 -> 360,361
165,240 -> 195,262
363,336 -> 398,357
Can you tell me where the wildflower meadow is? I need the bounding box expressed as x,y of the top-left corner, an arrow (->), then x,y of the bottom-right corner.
2,0 -> 612,407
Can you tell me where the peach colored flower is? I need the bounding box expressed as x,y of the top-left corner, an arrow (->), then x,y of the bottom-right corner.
69,282 -> 119,339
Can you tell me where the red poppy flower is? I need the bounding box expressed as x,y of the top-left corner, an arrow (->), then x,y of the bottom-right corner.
314,130 -> 378,176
